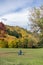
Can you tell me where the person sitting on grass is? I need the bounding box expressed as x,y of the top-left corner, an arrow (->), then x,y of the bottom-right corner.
18,50 -> 23,55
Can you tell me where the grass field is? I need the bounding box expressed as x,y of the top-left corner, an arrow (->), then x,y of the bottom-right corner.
0,48 -> 43,65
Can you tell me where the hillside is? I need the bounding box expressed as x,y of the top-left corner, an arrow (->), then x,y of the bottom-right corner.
0,22 -> 39,48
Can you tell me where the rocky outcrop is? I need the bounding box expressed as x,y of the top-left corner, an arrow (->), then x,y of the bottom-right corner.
0,22 -> 6,31
0,22 -> 6,38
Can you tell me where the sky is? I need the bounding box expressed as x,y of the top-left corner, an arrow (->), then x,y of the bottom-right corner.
0,0 -> 43,29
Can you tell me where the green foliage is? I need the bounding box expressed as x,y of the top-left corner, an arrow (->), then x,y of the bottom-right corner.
6,29 -> 22,38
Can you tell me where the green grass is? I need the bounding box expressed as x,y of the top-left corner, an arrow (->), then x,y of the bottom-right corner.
0,48 -> 43,65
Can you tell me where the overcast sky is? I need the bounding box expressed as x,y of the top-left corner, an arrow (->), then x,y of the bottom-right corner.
0,0 -> 43,29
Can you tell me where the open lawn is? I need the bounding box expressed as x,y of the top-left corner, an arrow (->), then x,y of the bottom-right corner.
0,48 -> 43,65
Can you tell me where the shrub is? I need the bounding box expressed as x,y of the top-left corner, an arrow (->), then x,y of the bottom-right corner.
0,40 -> 8,48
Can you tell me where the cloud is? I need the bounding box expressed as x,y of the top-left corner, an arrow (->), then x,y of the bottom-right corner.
0,8 -> 31,29
0,0 -> 34,16
0,0 -> 43,16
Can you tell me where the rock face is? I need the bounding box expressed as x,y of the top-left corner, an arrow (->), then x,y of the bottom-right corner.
0,22 -> 6,38
0,22 -> 6,31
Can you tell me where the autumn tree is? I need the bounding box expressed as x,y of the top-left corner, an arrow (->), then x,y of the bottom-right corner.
0,40 -> 8,48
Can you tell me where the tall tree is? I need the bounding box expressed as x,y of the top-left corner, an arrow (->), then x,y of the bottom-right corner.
30,6 -> 43,33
